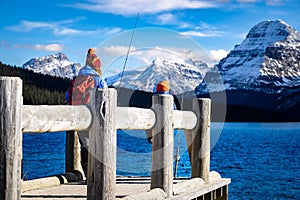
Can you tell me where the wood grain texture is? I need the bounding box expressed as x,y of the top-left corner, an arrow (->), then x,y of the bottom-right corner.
0,77 -> 23,200
191,98 -> 211,182
151,94 -> 174,198
116,107 -> 155,130
22,105 -> 92,132
87,89 -> 117,200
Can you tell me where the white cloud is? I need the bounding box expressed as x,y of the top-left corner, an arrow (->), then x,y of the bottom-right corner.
69,0 -> 283,17
54,28 -> 83,35
70,0 -> 216,16
102,45 -> 210,67
209,49 -> 229,62
102,45 -> 137,57
157,13 -> 177,24
266,0 -> 283,6
236,0 -> 260,2
180,30 -> 222,37
236,0 -> 283,5
103,27 -> 123,36
6,42 -> 64,52
180,22 -> 225,37
33,44 -> 64,52
6,19 -> 122,37
6,20 -> 54,32
130,46 -> 186,65
155,13 -> 191,28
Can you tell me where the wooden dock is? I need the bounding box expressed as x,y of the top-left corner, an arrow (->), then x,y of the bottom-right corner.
21,175 -> 230,200
0,77 -> 231,200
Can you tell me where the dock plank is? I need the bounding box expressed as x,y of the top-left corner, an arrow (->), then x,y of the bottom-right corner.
21,176 -> 230,200
21,177 -> 152,200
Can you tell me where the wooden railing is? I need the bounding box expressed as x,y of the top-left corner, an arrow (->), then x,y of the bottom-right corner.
0,77 -> 214,200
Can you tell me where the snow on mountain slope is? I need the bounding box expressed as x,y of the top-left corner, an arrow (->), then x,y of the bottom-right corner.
214,19 -> 300,93
22,53 -> 81,79
195,19 -> 300,113
106,57 -> 209,94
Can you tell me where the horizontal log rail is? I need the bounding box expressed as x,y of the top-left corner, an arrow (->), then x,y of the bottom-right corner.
22,105 -> 92,132
115,107 -> 156,130
173,110 -> 197,130
21,105 -> 197,132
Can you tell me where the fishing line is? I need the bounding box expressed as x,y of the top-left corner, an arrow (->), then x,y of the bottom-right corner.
174,46 -> 189,178
117,12 -> 139,93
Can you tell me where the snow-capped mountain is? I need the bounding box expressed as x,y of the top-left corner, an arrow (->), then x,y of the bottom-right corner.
198,19 -> 300,113
212,19 -> 300,92
22,53 -> 81,79
106,57 -> 209,94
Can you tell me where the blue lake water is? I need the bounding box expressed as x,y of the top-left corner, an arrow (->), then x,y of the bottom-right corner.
23,122 -> 300,199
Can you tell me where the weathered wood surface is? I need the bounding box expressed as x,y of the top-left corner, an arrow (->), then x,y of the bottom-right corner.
151,94 -> 174,198
116,107 -> 155,130
122,188 -> 166,200
65,131 -> 84,176
0,77 -> 23,200
115,108 -> 197,130
87,89 -> 117,200
173,110 -> 197,130
21,175 -> 231,200
172,171 -> 221,196
191,98 -> 211,182
22,105 -> 196,132
168,179 -> 230,200
21,177 -> 152,200
21,172 -> 81,192
22,105 -> 92,132
172,178 -> 204,196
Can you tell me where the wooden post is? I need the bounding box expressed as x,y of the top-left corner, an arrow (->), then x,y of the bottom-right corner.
184,130 -> 193,164
0,77 -> 22,200
151,94 -> 174,197
191,98 -> 211,182
87,88 -> 117,200
65,131 -> 83,177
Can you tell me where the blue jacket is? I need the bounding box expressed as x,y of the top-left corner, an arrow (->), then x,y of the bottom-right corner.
78,65 -> 108,89
65,65 -> 107,104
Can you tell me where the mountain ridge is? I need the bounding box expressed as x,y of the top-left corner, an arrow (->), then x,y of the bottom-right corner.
22,53 -> 81,79
106,56 -> 208,94
214,19 -> 300,92
196,19 -> 300,120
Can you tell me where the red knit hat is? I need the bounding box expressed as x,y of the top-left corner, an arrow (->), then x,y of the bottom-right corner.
156,80 -> 170,93
86,48 -> 102,75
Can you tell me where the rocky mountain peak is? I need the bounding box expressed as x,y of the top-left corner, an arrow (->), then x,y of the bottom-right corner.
233,19 -> 296,52
22,53 -> 81,79
196,19 -> 300,113
106,56 -> 207,94
212,19 -> 300,92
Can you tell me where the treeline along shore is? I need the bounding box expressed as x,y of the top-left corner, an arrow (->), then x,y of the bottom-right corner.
0,62 -> 70,105
1,61 -> 298,122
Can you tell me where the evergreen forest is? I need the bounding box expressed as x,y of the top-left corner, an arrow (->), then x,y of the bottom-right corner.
0,62 -> 70,105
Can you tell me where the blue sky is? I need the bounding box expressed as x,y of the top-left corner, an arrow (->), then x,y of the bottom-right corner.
1,0 -> 300,75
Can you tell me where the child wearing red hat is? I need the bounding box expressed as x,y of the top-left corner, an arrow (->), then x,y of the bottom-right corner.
155,80 -> 170,94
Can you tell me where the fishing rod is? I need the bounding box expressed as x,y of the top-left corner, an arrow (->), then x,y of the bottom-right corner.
117,12 -> 139,92
174,46 -> 189,178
